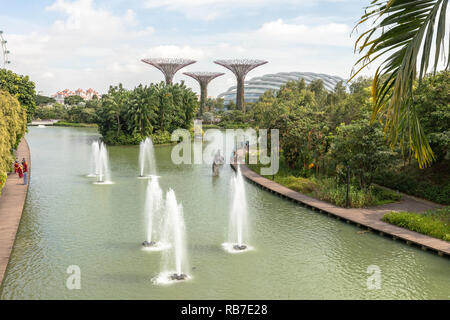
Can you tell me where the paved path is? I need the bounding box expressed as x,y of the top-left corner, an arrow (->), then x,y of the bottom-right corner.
232,163 -> 450,257
0,138 -> 30,285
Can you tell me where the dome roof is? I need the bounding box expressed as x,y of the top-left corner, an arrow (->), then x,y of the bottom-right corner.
218,71 -> 345,104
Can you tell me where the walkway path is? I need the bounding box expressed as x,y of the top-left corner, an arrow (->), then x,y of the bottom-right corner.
0,138 -> 30,285
232,163 -> 450,257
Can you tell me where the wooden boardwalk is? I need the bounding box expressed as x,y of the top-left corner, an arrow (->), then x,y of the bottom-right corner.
231,163 -> 450,258
0,138 -> 30,285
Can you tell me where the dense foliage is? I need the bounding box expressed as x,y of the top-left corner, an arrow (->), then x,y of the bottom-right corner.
96,82 -> 198,145
329,120 -> 395,189
373,71 -> 450,204
248,72 -> 449,206
383,207 -> 450,241
0,172 -> 6,196
0,90 -> 27,180
251,77 -> 385,184
374,166 -> 450,205
34,99 -> 101,124
414,71 -> 450,163
0,69 -> 36,122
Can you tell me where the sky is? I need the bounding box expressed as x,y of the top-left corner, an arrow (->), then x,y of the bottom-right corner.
0,0 -> 375,97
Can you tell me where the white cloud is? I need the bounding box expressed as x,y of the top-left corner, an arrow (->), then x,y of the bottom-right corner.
8,0 -> 156,95
144,0 -> 267,21
142,45 -> 206,60
257,19 -> 352,47
41,72 -> 55,79
6,0 -> 366,98
144,0 -> 335,21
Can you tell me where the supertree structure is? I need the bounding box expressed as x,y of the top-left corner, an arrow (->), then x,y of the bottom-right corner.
214,59 -> 267,112
183,72 -> 224,116
141,58 -> 196,84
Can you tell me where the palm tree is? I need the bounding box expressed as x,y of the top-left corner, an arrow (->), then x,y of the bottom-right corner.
103,84 -> 128,136
125,85 -> 156,137
351,0 -> 448,168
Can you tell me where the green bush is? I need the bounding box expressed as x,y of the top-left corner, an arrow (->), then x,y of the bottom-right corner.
311,178 -> 369,208
382,207 -> 450,241
102,130 -> 173,146
0,172 -> 6,196
274,176 -> 319,194
150,131 -> 173,145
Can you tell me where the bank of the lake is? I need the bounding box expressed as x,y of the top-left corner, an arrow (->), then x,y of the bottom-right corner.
236,163 -> 449,257
0,138 -> 30,286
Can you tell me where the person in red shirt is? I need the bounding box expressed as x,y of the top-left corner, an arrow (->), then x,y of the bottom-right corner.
14,160 -> 19,174
18,165 -> 23,179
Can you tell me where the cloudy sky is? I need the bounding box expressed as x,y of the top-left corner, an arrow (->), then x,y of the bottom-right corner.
1,0 -> 374,97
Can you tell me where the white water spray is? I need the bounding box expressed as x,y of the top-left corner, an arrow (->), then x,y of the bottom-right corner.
158,189 -> 189,281
142,177 -> 163,248
90,141 -> 111,183
139,137 -> 157,178
223,166 -> 250,252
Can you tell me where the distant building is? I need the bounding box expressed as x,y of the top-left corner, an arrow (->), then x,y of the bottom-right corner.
53,88 -> 100,104
218,71 -> 345,105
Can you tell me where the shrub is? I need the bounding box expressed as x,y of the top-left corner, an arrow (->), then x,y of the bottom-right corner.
102,130 -> 173,146
382,207 -> 450,241
274,176 -> 319,194
0,172 -> 6,196
150,131 -> 173,145
0,91 -> 27,174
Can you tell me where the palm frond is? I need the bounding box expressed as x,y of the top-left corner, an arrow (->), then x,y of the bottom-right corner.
351,0 -> 448,168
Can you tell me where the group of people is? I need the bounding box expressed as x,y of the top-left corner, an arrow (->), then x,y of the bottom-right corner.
13,158 -> 28,185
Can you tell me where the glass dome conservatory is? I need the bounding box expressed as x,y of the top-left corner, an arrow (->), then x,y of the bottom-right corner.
218,71 -> 345,105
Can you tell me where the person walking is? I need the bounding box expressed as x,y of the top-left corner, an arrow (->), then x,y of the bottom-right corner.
22,158 -> 28,185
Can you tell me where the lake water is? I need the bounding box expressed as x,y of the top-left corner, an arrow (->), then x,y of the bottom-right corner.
1,127 -> 449,299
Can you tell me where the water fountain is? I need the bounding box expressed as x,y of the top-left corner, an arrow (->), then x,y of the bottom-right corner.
224,166 -> 249,252
159,189 -> 189,281
90,141 -> 111,184
142,177 -> 163,248
139,137 -> 157,178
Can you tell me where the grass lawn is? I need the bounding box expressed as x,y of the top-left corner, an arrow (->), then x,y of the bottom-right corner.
53,121 -> 98,128
382,207 -> 450,241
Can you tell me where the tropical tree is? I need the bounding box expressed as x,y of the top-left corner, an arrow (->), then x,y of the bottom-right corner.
0,69 -> 36,122
124,85 -> 157,137
330,119 -> 396,189
64,95 -> 84,106
414,71 -> 450,162
99,84 -> 129,136
0,90 -> 27,174
352,0 -> 449,168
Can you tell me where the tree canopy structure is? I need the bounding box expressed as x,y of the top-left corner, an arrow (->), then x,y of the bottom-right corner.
183,72 -> 224,116
141,58 -> 196,84
214,59 -> 267,112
